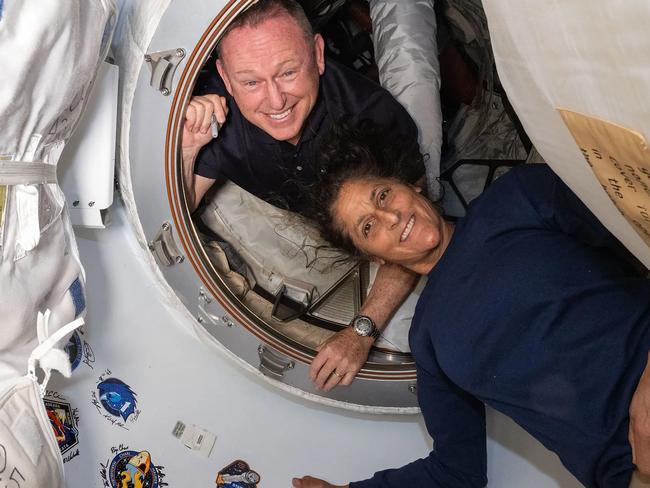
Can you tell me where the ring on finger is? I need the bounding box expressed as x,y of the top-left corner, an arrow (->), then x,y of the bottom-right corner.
332,371 -> 344,379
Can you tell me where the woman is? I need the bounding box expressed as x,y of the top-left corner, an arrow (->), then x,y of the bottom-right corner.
294,125 -> 650,488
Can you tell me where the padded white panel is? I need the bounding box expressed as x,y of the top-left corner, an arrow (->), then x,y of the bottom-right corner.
483,0 -> 650,267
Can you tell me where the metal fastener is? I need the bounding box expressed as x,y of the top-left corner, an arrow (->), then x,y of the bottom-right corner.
88,201 -> 95,207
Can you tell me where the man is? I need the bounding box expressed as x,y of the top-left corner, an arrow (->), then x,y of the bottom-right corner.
182,0 -> 422,390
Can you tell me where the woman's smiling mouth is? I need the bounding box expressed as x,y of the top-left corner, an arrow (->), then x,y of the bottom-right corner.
400,215 -> 415,242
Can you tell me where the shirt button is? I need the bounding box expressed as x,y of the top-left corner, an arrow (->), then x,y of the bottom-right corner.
296,165 -> 303,171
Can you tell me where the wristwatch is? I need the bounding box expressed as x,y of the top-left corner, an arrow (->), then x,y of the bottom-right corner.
351,315 -> 380,340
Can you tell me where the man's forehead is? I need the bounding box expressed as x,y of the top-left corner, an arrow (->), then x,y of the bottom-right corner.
219,14 -> 310,63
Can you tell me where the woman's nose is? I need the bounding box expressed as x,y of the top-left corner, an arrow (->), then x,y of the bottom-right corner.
377,208 -> 400,228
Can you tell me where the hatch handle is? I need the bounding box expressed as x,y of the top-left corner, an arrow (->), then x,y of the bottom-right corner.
257,345 -> 294,380
144,48 -> 186,96
148,221 -> 184,267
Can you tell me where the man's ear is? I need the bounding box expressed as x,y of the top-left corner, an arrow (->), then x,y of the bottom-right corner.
313,34 -> 325,75
216,59 -> 233,96
410,184 -> 423,193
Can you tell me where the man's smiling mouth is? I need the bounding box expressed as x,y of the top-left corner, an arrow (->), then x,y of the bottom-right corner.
401,215 -> 415,242
268,107 -> 292,120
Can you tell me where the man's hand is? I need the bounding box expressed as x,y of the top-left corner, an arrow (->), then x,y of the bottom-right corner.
310,327 -> 373,391
630,352 -> 650,478
182,94 -> 227,211
182,94 -> 228,152
292,476 -> 348,488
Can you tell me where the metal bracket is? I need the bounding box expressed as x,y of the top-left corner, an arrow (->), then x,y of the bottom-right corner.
148,222 -> 184,267
257,345 -> 295,380
197,287 -> 236,328
144,48 -> 186,96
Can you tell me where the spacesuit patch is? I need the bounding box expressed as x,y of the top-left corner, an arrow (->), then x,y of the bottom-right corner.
216,460 -> 261,488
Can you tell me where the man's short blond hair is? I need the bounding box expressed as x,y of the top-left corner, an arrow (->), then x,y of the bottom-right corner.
216,0 -> 315,61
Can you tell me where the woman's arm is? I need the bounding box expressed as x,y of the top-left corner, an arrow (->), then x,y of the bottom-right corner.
296,364 -> 488,488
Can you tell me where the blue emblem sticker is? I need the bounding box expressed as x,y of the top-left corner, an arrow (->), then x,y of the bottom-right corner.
65,328 -> 95,371
98,378 -> 138,421
91,371 -> 140,429
65,330 -> 83,371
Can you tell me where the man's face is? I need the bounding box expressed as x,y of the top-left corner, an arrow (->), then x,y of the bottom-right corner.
216,14 -> 325,145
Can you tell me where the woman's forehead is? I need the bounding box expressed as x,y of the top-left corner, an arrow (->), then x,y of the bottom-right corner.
334,177 -> 393,226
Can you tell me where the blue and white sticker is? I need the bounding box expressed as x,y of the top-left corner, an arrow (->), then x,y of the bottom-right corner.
91,370 -> 140,429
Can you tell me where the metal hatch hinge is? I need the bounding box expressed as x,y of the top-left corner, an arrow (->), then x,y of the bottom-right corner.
148,221 -> 184,267
257,345 -> 295,380
144,48 -> 186,96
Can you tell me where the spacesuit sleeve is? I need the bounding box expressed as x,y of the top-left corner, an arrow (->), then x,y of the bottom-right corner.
350,365 -> 487,488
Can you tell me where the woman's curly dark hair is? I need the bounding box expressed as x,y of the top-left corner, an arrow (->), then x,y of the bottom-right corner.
304,119 -> 426,256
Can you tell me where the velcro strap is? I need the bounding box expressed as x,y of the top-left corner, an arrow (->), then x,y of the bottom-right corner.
0,161 -> 57,185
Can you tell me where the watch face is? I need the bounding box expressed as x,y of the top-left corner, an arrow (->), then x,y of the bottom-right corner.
354,316 -> 374,336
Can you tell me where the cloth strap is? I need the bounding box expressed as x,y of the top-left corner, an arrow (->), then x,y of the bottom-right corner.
27,310 -> 85,396
0,161 -> 57,185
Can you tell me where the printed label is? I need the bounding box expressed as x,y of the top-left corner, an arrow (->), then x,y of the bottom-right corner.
558,109 -> 650,247
172,421 -> 216,458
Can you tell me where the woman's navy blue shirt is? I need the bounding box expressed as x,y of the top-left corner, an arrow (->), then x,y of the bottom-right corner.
352,164 -> 650,488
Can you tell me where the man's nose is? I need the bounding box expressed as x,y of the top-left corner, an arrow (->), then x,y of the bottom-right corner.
267,81 -> 286,110
377,208 -> 400,228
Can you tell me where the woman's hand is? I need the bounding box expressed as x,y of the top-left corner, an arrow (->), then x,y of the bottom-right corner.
629,351 -> 650,477
292,476 -> 348,488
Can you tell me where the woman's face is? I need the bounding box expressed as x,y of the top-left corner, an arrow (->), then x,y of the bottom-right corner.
332,177 -> 450,271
